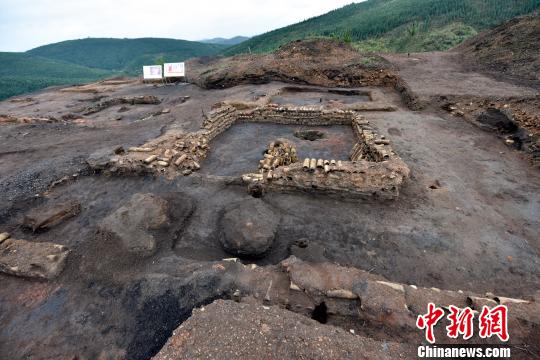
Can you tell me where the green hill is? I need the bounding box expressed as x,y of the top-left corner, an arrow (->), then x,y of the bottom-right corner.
0,52 -> 114,100
201,36 -> 250,45
223,0 -> 540,55
1,38 -> 227,101
27,38 -> 227,73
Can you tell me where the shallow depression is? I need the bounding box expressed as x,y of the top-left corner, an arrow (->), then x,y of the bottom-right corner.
271,90 -> 370,106
200,123 -> 356,176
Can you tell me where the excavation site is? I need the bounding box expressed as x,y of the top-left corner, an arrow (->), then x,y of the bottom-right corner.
1,25 -> 540,360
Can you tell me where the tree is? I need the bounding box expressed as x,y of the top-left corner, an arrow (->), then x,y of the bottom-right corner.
407,22 -> 419,37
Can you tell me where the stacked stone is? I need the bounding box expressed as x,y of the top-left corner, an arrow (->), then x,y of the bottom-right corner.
241,113 -> 410,199
259,140 -> 298,179
168,133 -> 209,172
203,105 -> 238,140
351,117 -> 393,162
249,160 -> 407,200
237,106 -> 356,126
301,158 -> 343,174
128,133 -> 209,171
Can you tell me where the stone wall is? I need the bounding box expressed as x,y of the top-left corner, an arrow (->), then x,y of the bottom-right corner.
89,104 -> 410,200
240,109 -> 409,200
236,105 -> 356,126
202,105 -> 238,141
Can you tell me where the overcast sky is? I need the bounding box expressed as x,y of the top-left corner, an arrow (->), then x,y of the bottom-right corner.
0,0 -> 358,52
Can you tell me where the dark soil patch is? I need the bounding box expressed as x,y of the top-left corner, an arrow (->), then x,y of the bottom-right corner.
294,129 -> 325,141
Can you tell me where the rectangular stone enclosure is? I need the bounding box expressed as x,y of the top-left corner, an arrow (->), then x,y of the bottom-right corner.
92,100 -> 410,200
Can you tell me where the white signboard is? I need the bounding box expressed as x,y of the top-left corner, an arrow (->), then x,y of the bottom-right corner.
164,62 -> 185,77
143,65 -> 163,79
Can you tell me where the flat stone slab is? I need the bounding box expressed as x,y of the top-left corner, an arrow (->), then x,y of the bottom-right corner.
23,200 -> 81,232
0,238 -> 70,279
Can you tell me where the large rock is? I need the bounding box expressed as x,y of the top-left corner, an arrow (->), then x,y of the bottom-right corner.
23,200 -> 81,232
99,193 -> 169,257
219,199 -> 280,258
153,300 -> 413,359
476,107 -> 518,133
0,237 -> 70,279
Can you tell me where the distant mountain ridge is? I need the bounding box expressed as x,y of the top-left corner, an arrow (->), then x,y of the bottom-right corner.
201,36 -> 250,45
27,37 -> 227,73
223,0 -> 540,55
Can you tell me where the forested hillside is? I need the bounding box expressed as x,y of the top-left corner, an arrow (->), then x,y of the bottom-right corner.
1,38 -> 226,100
223,0 -> 540,55
0,52 -> 113,100
201,36 -> 250,45
28,38 -> 226,73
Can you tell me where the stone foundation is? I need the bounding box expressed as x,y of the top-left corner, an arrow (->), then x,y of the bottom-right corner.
90,103 -> 410,199
241,110 -> 409,199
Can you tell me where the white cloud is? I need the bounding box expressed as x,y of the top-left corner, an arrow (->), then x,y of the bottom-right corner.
0,0 -> 358,52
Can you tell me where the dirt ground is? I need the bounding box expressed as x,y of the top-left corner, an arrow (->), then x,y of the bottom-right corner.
0,39 -> 539,359
380,51 -> 538,99
458,14 -> 540,84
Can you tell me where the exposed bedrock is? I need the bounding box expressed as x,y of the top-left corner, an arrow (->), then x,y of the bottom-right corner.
219,198 -> 280,258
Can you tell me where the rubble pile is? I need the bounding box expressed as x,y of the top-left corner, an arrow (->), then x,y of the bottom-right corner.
60,78 -> 138,93
0,114 -> 65,124
89,131 -> 211,177
440,96 -> 540,166
258,139 -> 298,174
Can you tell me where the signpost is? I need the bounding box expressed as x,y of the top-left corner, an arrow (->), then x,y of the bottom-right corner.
164,62 -> 185,78
143,65 -> 163,80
